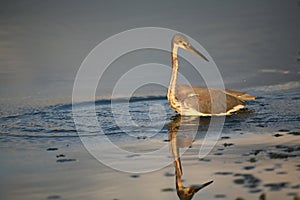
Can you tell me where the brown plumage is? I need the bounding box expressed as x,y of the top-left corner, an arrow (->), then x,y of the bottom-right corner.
167,34 -> 255,116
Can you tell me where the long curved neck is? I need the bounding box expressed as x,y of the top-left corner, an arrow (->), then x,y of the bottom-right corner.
167,43 -> 180,107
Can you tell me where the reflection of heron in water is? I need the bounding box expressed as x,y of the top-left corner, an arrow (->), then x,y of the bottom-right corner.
167,34 -> 256,116
168,115 -> 213,200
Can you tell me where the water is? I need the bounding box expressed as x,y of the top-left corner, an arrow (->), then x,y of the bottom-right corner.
1,1 -> 299,199
0,83 -> 300,200
1,83 -> 299,142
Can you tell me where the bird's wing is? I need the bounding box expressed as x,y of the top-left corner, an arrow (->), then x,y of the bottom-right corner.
176,85 -> 246,115
225,89 -> 256,100
175,85 -> 203,102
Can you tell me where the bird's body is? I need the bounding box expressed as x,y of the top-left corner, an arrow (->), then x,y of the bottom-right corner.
167,34 -> 255,116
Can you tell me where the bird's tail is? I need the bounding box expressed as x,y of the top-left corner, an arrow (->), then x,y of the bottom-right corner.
225,89 -> 256,100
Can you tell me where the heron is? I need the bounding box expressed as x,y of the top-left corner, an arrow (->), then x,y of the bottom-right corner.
167,34 -> 255,116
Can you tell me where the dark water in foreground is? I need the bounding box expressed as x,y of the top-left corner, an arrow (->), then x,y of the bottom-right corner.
0,83 -> 300,200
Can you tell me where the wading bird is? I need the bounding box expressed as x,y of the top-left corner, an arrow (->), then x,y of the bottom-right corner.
167,34 -> 255,116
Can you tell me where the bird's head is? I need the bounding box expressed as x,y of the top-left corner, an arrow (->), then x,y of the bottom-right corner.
177,180 -> 213,200
172,34 -> 209,62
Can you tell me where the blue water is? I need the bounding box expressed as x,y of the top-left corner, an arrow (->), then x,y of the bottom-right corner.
1,84 -> 299,146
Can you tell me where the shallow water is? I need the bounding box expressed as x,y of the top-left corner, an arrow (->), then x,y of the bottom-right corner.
1,83 -> 299,139
0,83 -> 300,200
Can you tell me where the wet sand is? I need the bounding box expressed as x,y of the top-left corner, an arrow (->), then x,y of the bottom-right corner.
1,128 -> 299,200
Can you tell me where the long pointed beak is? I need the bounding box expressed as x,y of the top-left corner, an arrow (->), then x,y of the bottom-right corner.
193,180 -> 213,193
187,45 -> 209,62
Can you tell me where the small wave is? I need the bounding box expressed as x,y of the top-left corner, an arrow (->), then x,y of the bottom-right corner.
249,81 -> 300,93
97,95 -> 166,105
0,131 -> 99,138
69,95 -> 167,109
1,95 -> 167,121
259,68 -> 290,74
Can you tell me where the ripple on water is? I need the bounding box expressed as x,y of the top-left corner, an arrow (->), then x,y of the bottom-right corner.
0,89 -> 299,140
